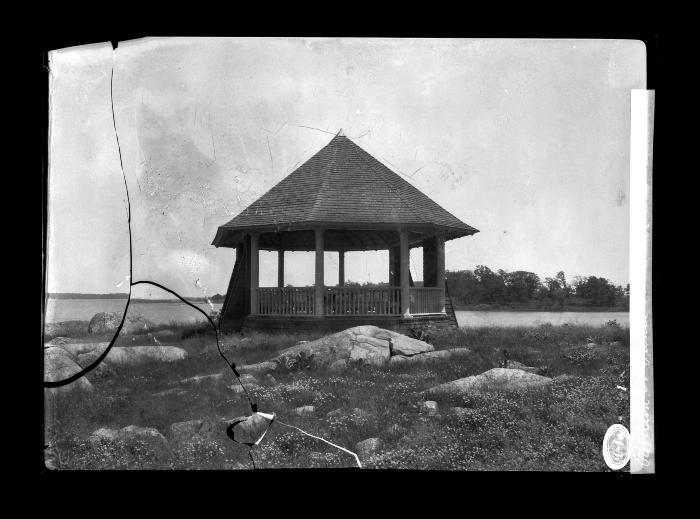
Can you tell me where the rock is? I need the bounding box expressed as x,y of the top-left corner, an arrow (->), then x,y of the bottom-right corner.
272,325 -> 432,370
225,414 -> 273,444
326,408 -> 344,418
264,374 -> 277,385
168,419 -> 215,442
229,384 -> 245,394
585,342 -> 598,348
238,373 -> 258,385
329,359 -> 347,372
103,346 -> 187,365
293,405 -> 315,416
448,406 -> 473,418
89,425 -> 169,453
348,408 -> 372,424
44,346 -> 93,393
47,337 -> 71,346
355,437 -> 383,460
504,359 -> 546,375
387,331 -> 435,356
44,320 -> 89,339
89,427 -> 120,445
237,361 -> 278,375
389,348 -> 471,365
425,368 -> 552,398
419,400 -> 439,416
58,342 -> 110,357
384,424 -> 409,439
178,373 -> 223,385
87,312 -> 155,336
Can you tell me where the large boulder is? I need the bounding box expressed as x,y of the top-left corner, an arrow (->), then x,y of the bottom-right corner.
425,368 -> 552,398
87,312 -> 155,336
272,325 -> 433,370
44,346 -> 93,393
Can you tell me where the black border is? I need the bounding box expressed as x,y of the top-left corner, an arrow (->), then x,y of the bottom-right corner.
37,28 -> 663,489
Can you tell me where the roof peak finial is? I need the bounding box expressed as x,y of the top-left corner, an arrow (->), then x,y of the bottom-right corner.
337,128 -> 345,137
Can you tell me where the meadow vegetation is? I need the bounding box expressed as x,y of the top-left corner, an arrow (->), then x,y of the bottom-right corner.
46,322 -> 629,471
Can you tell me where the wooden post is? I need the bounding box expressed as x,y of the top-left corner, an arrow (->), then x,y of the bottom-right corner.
436,235 -> 445,313
338,250 -> 345,287
314,228 -> 325,316
277,250 -> 284,288
249,233 -> 259,315
399,229 -> 411,317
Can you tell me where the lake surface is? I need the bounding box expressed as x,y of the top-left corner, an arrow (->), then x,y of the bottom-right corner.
45,298 -> 223,325
46,298 -> 628,328
455,310 -> 628,328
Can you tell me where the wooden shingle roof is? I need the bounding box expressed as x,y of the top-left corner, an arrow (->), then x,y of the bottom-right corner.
212,131 -> 478,248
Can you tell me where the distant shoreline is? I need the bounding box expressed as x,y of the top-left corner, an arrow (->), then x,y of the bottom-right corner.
47,294 -> 224,304
453,304 -> 628,313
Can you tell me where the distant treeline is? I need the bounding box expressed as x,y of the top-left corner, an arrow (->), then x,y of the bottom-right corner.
446,267 -> 629,310
48,293 -> 226,303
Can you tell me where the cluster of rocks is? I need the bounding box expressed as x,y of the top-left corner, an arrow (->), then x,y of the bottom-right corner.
236,325 -> 471,375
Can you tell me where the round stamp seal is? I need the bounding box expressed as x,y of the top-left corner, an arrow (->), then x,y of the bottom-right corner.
602,424 -> 630,470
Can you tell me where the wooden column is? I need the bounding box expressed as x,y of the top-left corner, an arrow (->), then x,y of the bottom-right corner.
422,237 -> 438,287
338,250 -> 345,287
277,250 -> 284,288
314,228 -> 325,316
389,246 -> 400,286
436,235 -> 445,313
399,229 -> 411,317
249,233 -> 259,315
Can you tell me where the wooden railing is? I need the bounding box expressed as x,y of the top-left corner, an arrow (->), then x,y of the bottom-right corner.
409,287 -> 444,314
255,286 -> 443,316
257,287 -> 315,315
323,286 -> 402,315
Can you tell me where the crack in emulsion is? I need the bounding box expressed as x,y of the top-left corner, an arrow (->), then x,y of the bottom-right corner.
44,46 -> 362,469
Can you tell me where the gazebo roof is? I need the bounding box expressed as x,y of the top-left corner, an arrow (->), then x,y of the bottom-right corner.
212,131 -> 478,250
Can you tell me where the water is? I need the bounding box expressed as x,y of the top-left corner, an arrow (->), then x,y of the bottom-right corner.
45,298 -> 628,328
455,310 -> 629,328
45,298 -> 223,325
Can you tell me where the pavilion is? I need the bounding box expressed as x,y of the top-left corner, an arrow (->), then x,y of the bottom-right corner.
212,130 -> 479,333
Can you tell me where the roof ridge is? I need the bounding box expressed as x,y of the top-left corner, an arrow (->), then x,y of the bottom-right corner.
308,137 -> 340,221
346,139 -> 430,227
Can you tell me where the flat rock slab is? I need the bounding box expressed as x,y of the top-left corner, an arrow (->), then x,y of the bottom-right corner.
389,348 -> 471,365
104,346 -> 188,365
425,368 -> 552,398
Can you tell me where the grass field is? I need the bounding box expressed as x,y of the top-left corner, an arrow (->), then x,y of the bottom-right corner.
45,322 -> 629,470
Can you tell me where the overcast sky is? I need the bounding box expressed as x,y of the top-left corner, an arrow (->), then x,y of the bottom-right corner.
47,37 -> 645,299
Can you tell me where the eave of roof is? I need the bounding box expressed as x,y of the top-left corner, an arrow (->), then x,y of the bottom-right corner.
212,131 -> 479,248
